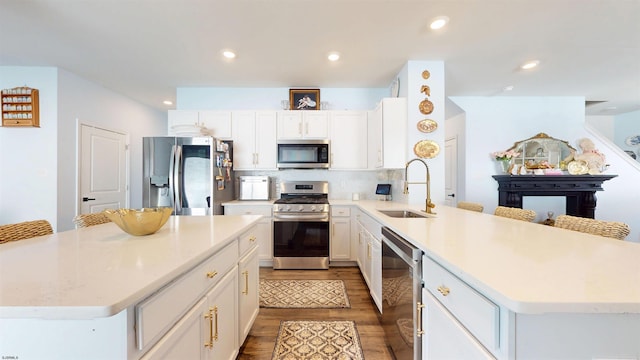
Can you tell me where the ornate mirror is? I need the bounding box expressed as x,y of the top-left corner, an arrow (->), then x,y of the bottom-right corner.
507,133 -> 576,169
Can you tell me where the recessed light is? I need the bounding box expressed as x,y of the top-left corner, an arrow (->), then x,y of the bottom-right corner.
521,60 -> 540,70
222,50 -> 236,59
328,52 -> 340,61
430,16 -> 449,30
163,100 -> 173,106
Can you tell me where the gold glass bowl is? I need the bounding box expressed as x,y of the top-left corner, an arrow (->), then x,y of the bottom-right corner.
104,208 -> 172,236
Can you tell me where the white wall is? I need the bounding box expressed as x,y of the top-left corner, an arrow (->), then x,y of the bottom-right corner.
0,66 -> 166,231
0,67 -> 58,229
177,87 -> 387,111
57,69 -> 166,231
449,96 -> 640,242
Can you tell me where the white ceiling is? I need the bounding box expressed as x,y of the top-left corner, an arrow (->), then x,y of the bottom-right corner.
1,0 -> 638,115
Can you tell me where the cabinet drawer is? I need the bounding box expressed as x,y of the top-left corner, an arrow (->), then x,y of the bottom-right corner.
136,240 -> 239,351
331,206 -> 351,217
238,225 -> 259,256
224,205 -> 272,216
424,256 -> 499,351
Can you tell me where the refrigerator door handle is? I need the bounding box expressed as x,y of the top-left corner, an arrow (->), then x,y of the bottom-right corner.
169,144 -> 178,214
173,145 -> 183,212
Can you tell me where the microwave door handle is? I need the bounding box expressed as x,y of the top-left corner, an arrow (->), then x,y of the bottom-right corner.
173,145 -> 183,212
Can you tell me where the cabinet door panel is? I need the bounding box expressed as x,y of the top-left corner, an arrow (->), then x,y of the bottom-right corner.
254,111 -> 277,169
330,111 -> 367,169
199,111 -> 232,139
330,217 -> 351,261
424,289 -> 495,359
140,298 -> 207,360
231,111 -> 256,170
238,247 -> 259,345
204,269 -> 238,360
303,112 -> 329,139
277,112 -> 303,139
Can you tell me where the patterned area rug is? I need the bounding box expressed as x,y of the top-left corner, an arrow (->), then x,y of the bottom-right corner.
260,279 -> 351,308
382,275 -> 412,306
272,320 -> 365,360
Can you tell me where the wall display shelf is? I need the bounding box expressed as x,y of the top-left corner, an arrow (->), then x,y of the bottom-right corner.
1,86 -> 40,127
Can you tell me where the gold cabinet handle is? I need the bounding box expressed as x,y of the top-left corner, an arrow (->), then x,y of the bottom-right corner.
204,308 -> 214,349
213,306 -> 219,341
206,270 -> 218,279
416,302 -> 426,337
249,235 -> 256,242
242,270 -> 249,295
367,243 -> 371,259
437,285 -> 450,296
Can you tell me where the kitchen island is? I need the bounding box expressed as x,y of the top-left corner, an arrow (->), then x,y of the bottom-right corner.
0,215 -> 262,359
335,200 -> 640,358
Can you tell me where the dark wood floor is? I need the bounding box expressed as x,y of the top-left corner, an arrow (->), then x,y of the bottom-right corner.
237,266 -> 393,359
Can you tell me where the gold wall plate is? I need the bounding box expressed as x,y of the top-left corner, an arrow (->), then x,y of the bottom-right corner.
419,98 -> 434,114
417,119 -> 438,133
414,140 -> 440,159
422,70 -> 430,79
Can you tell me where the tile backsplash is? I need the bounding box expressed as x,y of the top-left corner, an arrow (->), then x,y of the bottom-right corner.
234,169 -> 406,202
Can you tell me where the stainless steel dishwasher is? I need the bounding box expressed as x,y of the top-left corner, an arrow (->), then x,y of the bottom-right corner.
381,226 -> 423,360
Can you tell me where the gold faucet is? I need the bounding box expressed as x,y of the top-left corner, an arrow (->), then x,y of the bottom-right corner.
404,158 -> 436,214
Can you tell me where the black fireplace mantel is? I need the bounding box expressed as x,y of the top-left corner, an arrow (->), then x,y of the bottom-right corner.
492,175 -> 617,219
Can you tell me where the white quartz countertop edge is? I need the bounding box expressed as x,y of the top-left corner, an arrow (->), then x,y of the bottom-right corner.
332,199 -> 640,315
0,215 -> 262,319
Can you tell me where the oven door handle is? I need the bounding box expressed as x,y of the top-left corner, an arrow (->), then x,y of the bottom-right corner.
273,213 -> 329,222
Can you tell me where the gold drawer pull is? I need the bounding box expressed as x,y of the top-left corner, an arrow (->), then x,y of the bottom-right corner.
213,306 -> 219,341
437,285 -> 450,296
249,235 -> 256,242
416,302 -> 426,337
204,308 -> 214,349
242,270 -> 249,295
206,270 -> 218,279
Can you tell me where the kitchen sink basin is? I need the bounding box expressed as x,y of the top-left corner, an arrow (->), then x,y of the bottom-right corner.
378,210 -> 430,218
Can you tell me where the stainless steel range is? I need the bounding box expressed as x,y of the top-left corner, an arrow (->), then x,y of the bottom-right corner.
272,181 -> 330,269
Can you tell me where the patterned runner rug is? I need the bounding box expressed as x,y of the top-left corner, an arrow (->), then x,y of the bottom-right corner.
272,320 -> 365,360
260,279 -> 351,308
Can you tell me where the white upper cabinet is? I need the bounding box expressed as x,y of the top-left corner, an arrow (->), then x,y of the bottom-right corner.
168,110 -> 232,139
329,111 -> 368,170
277,111 -> 329,139
367,98 -> 407,169
231,111 -> 277,170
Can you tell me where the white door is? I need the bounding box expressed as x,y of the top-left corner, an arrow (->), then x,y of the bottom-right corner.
80,124 -> 128,214
444,137 -> 458,207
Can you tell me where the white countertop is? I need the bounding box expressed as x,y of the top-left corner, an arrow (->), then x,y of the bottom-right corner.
0,215 -> 261,319
335,200 -> 640,314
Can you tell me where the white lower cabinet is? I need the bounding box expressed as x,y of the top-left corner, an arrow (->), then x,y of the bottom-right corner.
223,204 -> 273,266
238,246 -> 259,346
330,206 -> 352,261
354,210 -> 382,312
142,269 -> 238,360
423,288 -> 495,359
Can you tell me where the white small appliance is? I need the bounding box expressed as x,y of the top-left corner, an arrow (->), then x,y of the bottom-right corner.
238,176 -> 270,200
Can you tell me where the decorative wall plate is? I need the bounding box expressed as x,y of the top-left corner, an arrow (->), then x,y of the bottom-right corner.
421,70 -> 430,79
420,85 -> 431,96
413,140 -> 440,159
390,78 -> 400,97
419,98 -> 434,114
567,160 -> 589,175
625,135 -> 640,146
417,119 -> 438,133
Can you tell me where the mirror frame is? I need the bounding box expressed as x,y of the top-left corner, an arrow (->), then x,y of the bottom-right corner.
507,132 -> 576,169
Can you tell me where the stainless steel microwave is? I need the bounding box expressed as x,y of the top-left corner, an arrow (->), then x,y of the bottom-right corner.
277,139 -> 330,169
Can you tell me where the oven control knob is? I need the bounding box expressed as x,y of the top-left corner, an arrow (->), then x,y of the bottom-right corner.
298,205 -> 304,211
285,205 -> 291,211
310,205 -> 316,211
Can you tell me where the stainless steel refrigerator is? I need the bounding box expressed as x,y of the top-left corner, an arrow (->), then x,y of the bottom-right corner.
143,136 -> 233,215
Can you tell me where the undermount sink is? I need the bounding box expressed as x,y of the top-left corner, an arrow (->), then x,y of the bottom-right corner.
378,210 -> 430,219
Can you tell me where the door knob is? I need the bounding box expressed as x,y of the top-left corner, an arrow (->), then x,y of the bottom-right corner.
82,197 -> 96,202
447,194 -> 455,198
